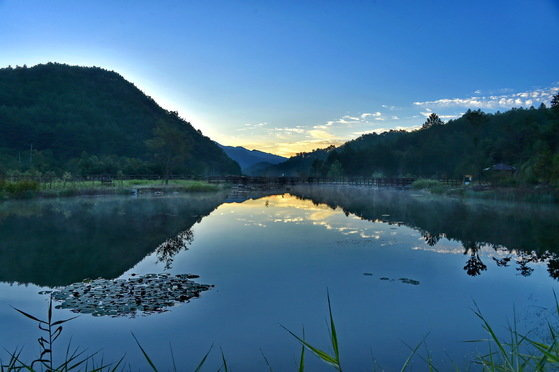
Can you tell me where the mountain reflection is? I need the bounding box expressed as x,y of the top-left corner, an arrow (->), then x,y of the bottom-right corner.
289,185 -> 559,279
0,193 -> 227,287
2,186 -> 558,287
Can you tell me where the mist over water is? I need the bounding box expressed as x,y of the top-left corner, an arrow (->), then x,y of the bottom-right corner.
1,189 -> 558,370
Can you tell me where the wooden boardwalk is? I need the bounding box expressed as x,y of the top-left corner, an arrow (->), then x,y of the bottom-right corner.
206,176 -> 461,188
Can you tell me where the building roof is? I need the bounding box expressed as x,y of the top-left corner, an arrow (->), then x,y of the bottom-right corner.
483,163 -> 517,172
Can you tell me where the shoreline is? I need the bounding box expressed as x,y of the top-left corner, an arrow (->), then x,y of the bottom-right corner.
0,179 -> 225,201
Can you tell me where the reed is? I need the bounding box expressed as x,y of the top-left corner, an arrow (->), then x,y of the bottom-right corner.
4,293 -> 559,371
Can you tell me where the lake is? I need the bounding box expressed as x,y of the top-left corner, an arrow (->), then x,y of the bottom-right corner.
1,185 -> 559,370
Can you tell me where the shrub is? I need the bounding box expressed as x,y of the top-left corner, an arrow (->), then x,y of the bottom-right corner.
4,180 -> 40,198
411,178 -> 444,190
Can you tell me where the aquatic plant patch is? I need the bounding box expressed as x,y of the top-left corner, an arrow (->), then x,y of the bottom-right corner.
40,273 -> 213,317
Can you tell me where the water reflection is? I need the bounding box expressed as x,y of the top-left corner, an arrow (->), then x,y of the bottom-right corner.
155,229 -> 194,269
1,186 -> 559,289
289,185 -> 559,279
0,193 -> 228,286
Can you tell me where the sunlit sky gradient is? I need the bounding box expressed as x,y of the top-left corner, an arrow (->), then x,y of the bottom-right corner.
1,1 -> 558,156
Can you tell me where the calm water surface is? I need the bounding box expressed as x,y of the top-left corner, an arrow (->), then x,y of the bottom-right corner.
1,186 -> 559,370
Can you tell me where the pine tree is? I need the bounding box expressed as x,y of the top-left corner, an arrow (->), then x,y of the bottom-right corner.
551,93 -> 559,111
422,113 -> 444,129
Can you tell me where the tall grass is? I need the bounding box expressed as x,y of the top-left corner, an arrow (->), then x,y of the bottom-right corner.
0,179 -> 222,200
470,294 -> 559,371
4,293 -> 559,371
2,297 -> 121,372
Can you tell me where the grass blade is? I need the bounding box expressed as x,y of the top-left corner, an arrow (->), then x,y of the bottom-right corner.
10,307 -> 46,324
298,329 -> 305,372
260,349 -> 273,372
326,290 -> 340,366
282,326 -> 339,367
220,348 -> 229,372
194,344 -> 213,372
131,333 -> 158,372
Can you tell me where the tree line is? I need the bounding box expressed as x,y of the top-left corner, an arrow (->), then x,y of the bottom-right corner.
262,96 -> 559,186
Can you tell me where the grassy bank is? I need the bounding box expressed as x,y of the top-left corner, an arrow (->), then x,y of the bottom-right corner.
0,179 -> 223,200
411,178 -> 559,204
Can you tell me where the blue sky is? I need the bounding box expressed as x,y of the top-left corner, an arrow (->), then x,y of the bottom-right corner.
1,0 -> 558,156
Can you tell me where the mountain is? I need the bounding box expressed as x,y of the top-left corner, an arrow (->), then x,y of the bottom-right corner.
254,146 -> 334,177
0,63 -> 240,176
217,144 -> 286,175
259,107 -> 559,184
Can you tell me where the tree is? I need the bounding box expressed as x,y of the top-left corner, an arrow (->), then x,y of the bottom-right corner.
311,159 -> 324,176
145,120 -> 191,183
551,93 -> 559,112
327,160 -> 344,179
422,113 -> 444,129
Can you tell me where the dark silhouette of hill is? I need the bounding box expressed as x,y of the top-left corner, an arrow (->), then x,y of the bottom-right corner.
0,63 -> 240,176
217,144 -> 286,175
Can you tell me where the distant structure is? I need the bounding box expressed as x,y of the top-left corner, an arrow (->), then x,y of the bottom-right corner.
483,163 -> 517,174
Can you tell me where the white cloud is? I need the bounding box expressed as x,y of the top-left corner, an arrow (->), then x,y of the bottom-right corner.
236,122 -> 268,131
381,104 -> 398,110
342,115 -> 360,121
308,129 -> 338,140
361,112 -> 382,118
273,127 -> 305,134
413,86 -> 558,109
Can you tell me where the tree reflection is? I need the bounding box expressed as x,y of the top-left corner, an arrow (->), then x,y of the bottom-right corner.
290,186 -> 559,280
462,241 -> 487,276
421,231 -> 443,246
547,258 -> 559,279
515,252 -> 537,277
492,256 -> 512,267
155,229 -> 194,269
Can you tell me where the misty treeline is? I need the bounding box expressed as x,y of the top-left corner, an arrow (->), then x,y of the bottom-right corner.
262,98 -> 559,185
0,63 -> 240,179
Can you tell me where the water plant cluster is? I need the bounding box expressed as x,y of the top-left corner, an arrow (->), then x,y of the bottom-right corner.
40,274 -> 212,317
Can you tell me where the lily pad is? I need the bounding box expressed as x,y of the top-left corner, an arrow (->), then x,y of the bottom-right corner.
47,273 -> 213,317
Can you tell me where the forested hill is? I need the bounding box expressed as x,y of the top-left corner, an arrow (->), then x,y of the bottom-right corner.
260,105 -> 559,184
0,63 -> 240,176
217,143 -> 286,175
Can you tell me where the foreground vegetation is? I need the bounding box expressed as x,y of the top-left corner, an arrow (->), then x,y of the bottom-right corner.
0,178 -> 221,199
411,178 -> 559,203
3,294 -> 559,371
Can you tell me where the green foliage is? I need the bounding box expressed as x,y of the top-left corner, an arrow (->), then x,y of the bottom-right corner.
6,297 -> 104,371
6,292 -> 559,371
146,120 -> 191,182
421,113 -> 444,129
1,180 -> 40,198
262,107 -> 559,186
283,292 -> 342,371
0,63 -> 240,177
551,93 -> 559,112
411,179 -> 444,190
471,294 -> 559,371
327,160 -> 344,179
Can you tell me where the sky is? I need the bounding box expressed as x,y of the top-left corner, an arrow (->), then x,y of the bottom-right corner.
1,0 -> 558,157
